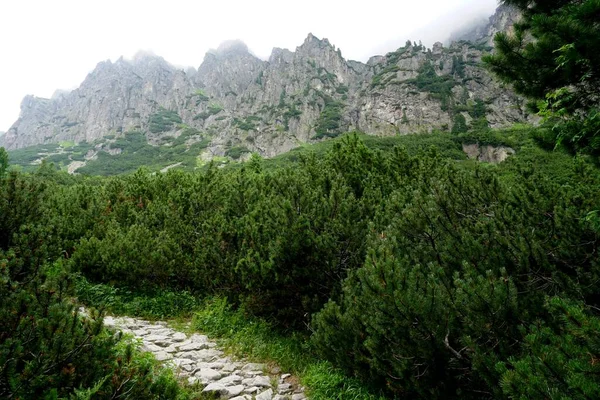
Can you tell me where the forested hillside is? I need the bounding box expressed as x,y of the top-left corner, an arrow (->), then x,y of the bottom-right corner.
2,123 -> 600,398
2,0 -> 600,398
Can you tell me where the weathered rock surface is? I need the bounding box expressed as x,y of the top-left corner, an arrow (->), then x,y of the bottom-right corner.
106,316 -> 307,399
4,5 -> 528,168
450,4 -> 521,46
462,143 -> 515,164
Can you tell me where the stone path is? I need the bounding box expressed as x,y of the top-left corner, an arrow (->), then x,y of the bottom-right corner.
104,316 -> 308,400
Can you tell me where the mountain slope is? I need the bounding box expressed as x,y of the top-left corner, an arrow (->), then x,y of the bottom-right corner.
3,5 -> 528,171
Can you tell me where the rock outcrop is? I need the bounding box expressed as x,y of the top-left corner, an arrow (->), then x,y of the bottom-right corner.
462,143 -> 516,164
3,5 -> 529,165
450,4 -> 521,46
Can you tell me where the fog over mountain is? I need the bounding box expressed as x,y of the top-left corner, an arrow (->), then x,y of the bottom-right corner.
0,0 -> 498,132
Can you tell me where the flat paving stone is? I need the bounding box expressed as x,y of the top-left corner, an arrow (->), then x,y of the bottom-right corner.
101,314 -> 308,399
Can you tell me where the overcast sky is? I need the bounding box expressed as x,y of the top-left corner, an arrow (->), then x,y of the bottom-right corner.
0,0 -> 499,132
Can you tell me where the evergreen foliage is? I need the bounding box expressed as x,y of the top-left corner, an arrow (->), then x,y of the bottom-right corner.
0,158 -> 200,399
2,124 -> 599,398
452,113 -> 468,133
148,108 -> 182,133
311,144 -> 600,398
484,0 -> 600,156
314,99 -> 345,138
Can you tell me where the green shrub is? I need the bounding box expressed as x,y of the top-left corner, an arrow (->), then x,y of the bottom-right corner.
0,169 -> 199,399
148,109 -> 182,133
225,146 -> 250,159
312,155 -> 600,398
314,100 -> 345,139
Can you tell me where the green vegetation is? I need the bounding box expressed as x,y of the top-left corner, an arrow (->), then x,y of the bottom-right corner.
75,131 -> 209,176
225,145 -> 250,160
233,115 -> 261,131
148,108 -> 182,133
191,297 -> 386,400
7,144 -> 60,167
408,62 -> 456,111
0,164 -> 203,399
193,103 -> 224,121
2,121 -> 600,398
76,278 -> 201,320
484,0 -> 600,157
194,89 -> 209,103
451,113 -> 468,133
314,99 -> 345,139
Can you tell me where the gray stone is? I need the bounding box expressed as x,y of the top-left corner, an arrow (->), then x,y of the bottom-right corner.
242,363 -> 265,371
278,383 -> 292,393
171,358 -> 194,367
244,386 -> 260,394
187,376 -> 198,385
194,348 -> 222,361
142,343 -> 163,353
194,368 -> 222,382
178,342 -> 208,351
217,374 -> 243,385
178,363 -> 194,372
154,351 -> 172,361
102,315 -> 306,400
202,382 -> 228,396
225,385 -> 245,397
222,362 -> 237,372
189,333 -> 209,343
164,345 -> 179,353
242,378 -> 254,386
144,335 -> 170,345
4,15 -> 528,169
251,375 -> 272,388
256,389 -> 274,400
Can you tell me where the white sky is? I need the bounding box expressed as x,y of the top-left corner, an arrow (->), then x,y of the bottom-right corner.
0,0 -> 498,132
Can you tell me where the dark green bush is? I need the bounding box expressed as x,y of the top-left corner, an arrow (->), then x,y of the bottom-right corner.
148,109 -> 182,133
0,165 -> 198,399
312,154 -> 600,398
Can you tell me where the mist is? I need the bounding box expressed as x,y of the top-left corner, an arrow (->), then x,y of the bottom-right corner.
0,0 -> 499,132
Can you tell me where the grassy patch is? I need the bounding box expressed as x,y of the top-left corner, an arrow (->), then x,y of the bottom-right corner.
77,131 -> 210,175
76,277 -> 200,320
59,140 -> 76,148
192,297 -> 385,399
76,281 -> 385,398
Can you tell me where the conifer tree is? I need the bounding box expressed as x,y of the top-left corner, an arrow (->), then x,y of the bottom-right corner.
484,0 -> 600,155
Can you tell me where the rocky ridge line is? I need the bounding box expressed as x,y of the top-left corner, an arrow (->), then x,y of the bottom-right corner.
104,315 -> 307,400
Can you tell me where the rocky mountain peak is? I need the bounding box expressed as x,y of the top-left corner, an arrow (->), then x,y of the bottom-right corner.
449,4 -> 521,46
3,7 -> 531,166
297,33 -> 336,55
196,40 -> 265,98
268,47 -> 294,65
214,40 -> 251,57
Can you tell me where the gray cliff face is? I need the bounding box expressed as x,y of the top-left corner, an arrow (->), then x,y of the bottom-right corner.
450,4 -> 521,46
4,6 -> 529,159
4,54 -> 195,149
